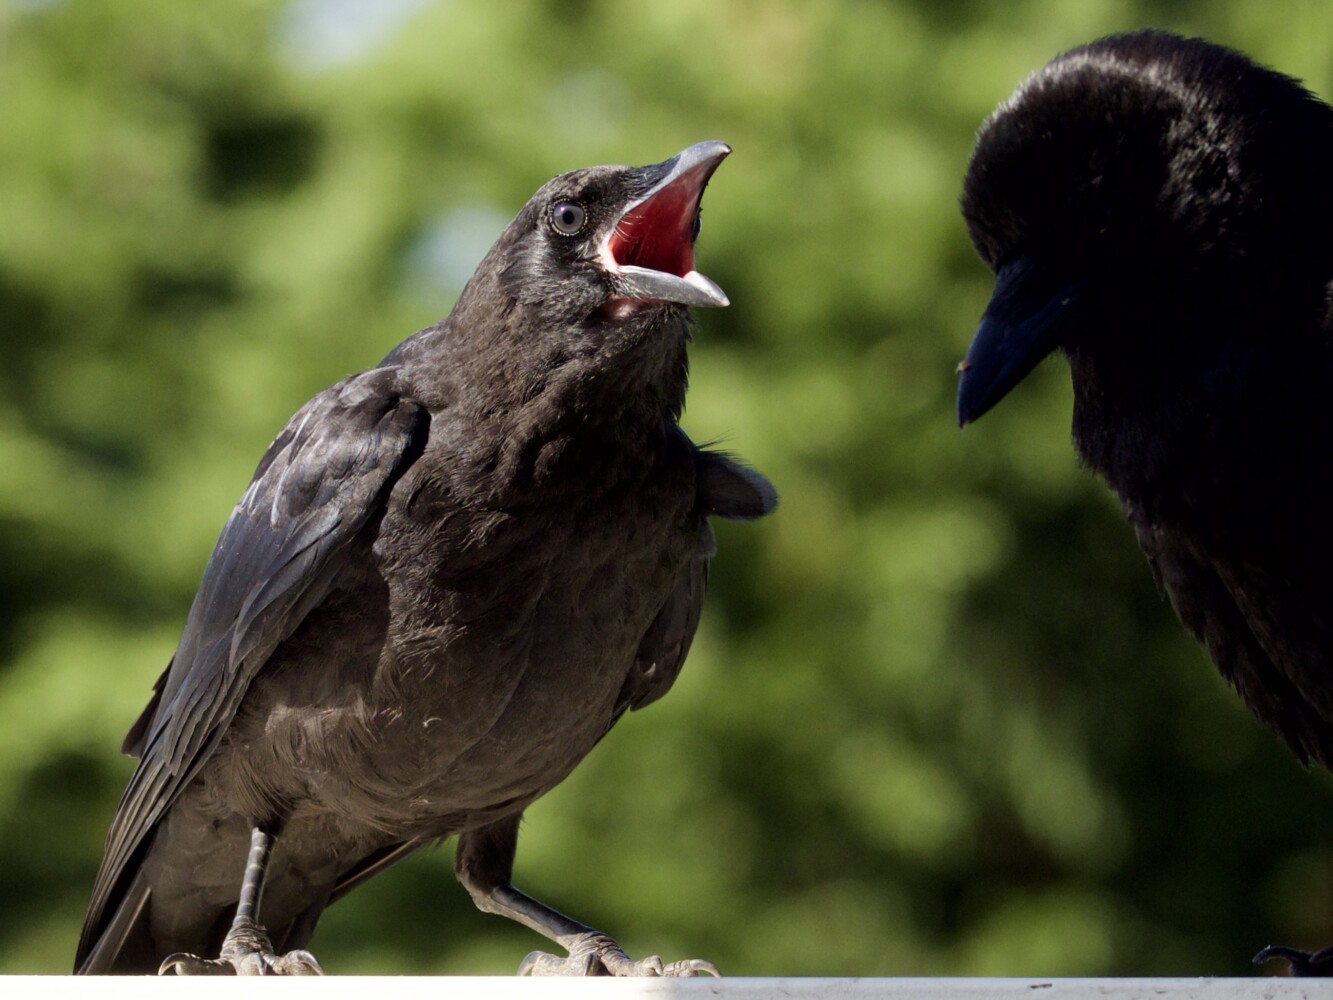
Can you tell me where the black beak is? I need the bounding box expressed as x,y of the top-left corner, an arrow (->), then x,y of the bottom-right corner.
604,141 -> 731,308
957,257 -> 1085,426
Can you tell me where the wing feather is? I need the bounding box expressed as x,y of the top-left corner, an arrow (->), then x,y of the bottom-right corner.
76,369 -> 428,970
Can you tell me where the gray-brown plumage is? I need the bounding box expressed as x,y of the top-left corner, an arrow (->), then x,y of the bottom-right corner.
957,32 -> 1333,974
76,141 -> 776,976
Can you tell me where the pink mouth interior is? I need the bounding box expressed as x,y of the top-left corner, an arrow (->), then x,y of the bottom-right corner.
607,167 -> 710,277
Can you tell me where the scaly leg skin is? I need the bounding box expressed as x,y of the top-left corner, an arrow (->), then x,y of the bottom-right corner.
518,930 -> 717,977
456,815 -> 719,978
159,825 -> 324,976
160,917 -> 323,976
1255,945 -> 1333,977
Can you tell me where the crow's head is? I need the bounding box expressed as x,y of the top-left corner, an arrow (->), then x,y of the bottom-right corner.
421,142 -> 732,417
468,142 -> 730,332
956,31 -> 1333,425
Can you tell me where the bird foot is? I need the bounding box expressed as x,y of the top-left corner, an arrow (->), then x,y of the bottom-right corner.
518,931 -> 718,977
159,918 -> 324,976
1255,945 -> 1333,977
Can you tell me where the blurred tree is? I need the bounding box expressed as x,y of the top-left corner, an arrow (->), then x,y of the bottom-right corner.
0,0 -> 1330,977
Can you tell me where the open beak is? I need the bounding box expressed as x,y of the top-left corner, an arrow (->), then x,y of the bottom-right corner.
603,141 -> 731,309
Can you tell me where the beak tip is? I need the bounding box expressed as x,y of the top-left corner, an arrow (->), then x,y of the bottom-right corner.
956,366 -> 1000,428
614,266 -> 729,309
674,140 -> 732,172
956,383 -> 994,428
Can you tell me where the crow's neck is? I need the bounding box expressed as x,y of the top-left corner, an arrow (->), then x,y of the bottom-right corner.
484,307 -> 688,430
479,317 -> 690,504
1066,291 -> 1326,524
395,307 -> 690,501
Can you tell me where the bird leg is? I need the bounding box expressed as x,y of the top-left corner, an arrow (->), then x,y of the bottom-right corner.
454,814 -> 718,977
159,825 -> 323,976
1255,945 -> 1333,977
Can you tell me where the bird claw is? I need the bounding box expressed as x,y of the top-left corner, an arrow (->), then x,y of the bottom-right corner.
159,953 -> 236,976
159,919 -> 324,976
267,950 -> 324,975
1255,945 -> 1333,977
661,958 -> 721,977
159,948 -> 324,976
517,932 -> 718,977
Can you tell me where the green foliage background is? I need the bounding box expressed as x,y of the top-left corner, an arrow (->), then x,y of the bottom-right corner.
1,0 -> 1331,977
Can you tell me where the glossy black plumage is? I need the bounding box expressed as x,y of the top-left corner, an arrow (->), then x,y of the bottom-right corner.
958,32 -> 1333,973
76,141 -> 775,976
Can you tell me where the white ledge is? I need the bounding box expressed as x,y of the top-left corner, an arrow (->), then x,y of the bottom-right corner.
1,978 -> 1319,999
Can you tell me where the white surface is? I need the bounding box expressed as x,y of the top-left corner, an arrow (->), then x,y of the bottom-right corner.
0,978 -> 1320,999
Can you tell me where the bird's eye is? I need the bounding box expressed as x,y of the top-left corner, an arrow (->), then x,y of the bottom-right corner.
550,200 -> 587,236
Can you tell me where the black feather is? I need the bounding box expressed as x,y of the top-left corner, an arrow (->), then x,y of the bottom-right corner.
76,143 -> 770,975
959,30 -> 1333,765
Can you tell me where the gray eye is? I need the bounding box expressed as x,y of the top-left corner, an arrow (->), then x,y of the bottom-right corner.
550,200 -> 586,236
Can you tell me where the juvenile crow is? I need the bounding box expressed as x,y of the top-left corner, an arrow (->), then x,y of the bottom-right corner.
957,32 -> 1333,974
76,141 -> 776,976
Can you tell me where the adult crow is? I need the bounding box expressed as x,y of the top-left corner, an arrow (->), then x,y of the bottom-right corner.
957,31 -> 1333,975
76,141 -> 775,976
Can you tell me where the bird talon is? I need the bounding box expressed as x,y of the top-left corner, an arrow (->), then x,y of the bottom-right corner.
517,949 -> 599,977
516,934 -> 718,978
516,950 -> 540,976
663,958 -> 721,977
156,945 -> 323,976
158,952 -> 235,976
595,949 -> 660,977
1255,945 -> 1333,977
271,949 -> 324,976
